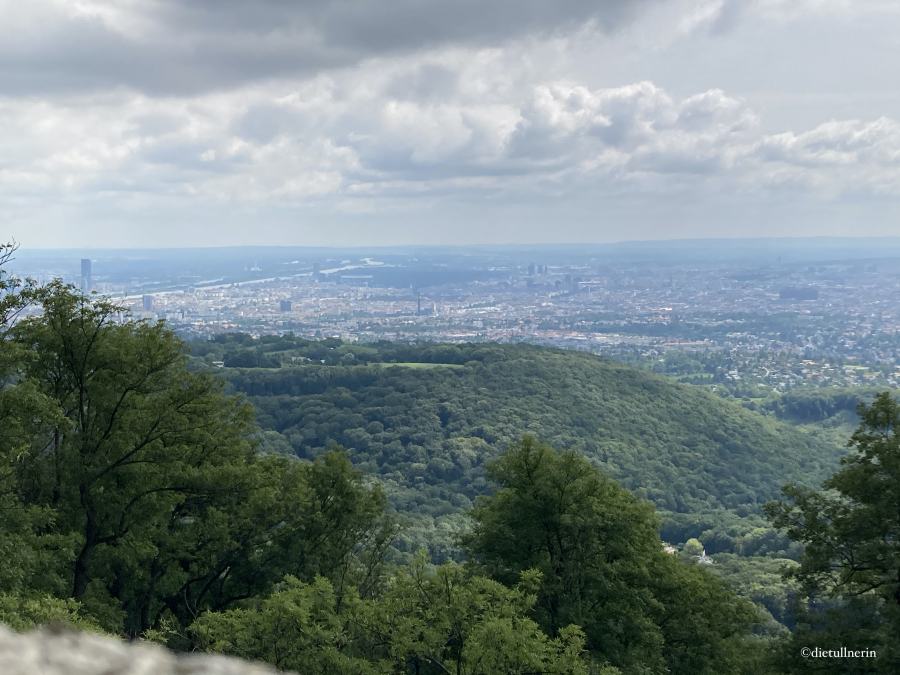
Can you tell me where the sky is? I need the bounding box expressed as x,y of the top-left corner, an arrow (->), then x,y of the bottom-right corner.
3,0 -> 900,248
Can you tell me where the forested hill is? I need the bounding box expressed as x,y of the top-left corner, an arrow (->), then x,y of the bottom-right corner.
194,337 -> 844,549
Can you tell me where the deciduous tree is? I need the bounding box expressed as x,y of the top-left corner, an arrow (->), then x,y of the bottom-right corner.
767,392 -> 900,672
466,436 -> 756,674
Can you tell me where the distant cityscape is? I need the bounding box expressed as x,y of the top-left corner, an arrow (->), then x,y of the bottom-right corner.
14,239 -> 900,397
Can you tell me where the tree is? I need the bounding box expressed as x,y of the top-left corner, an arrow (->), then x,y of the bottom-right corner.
8,283 -> 259,631
684,537 -> 705,557
360,558 -> 590,675
0,241 -> 37,331
465,436 -> 756,674
649,553 -> 760,675
766,392 -> 900,672
4,282 -> 393,635
192,560 -> 592,675
0,243 -> 74,612
190,576 -> 378,675
0,594 -> 100,633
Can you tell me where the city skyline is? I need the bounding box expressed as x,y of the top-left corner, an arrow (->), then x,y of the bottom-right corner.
13,240 -> 897,397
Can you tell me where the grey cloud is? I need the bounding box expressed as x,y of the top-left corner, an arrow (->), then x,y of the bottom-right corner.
234,104 -> 303,144
157,0 -> 644,52
139,139 -> 248,173
707,0 -> 745,34
1,0 -> 655,96
383,64 -> 461,103
128,112 -> 190,137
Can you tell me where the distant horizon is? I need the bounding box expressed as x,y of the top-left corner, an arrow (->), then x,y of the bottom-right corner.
12,234 -> 900,254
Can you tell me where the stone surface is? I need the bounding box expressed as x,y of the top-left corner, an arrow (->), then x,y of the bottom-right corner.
0,624 -> 289,675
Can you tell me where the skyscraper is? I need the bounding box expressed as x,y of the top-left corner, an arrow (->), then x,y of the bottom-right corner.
80,258 -> 92,294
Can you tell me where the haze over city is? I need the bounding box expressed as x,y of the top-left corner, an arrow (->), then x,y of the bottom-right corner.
3,0 -> 900,248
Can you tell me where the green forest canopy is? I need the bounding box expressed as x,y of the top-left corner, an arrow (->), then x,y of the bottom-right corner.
195,334 -> 846,553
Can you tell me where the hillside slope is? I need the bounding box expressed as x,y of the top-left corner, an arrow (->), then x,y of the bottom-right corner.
207,340 -> 843,551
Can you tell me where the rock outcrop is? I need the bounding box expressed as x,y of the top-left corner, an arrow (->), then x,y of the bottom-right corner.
0,624 -> 289,675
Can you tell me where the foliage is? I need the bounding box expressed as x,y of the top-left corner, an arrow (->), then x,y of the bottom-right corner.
192,562 -> 592,675
0,241 -> 37,331
764,388 -> 886,425
465,437 -> 757,674
649,554 -> 764,675
204,335 -> 843,556
0,244 -> 74,602
0,594 -> 100,633
190,576 -> 377,674
766,392 -> 900,672
710,554 -> 799,632
1,280 -> 391,636
683,538 -> 705,556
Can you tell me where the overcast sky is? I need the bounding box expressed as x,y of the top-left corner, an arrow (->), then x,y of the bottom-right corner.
3,0 -> 900,248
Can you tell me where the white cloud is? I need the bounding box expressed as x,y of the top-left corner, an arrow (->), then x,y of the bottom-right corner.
3,0 -> 900,245
4,62 -> 899,218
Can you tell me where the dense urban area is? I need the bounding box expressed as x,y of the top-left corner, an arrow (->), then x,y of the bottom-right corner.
16,240 -> 900,396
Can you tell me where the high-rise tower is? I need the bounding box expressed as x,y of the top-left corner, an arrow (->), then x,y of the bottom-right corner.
80,258 -> 92,294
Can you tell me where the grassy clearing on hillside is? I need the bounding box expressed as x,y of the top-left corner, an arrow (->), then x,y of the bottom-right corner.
382,362 -> 465,369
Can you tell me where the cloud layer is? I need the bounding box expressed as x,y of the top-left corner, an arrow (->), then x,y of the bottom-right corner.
0,0 -> 649,95
2,0 -> 900,246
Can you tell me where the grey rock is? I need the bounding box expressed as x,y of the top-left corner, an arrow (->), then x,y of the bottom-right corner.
0,624 -> 291,675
